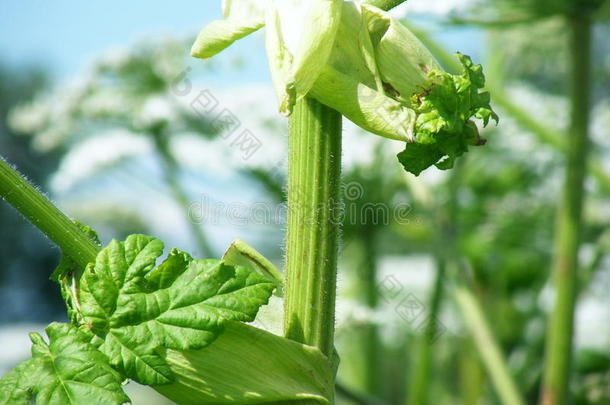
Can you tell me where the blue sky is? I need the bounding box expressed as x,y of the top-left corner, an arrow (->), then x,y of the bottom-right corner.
0,1 -> 269,83
0,1 -> 480,86
0,1 -> 216,74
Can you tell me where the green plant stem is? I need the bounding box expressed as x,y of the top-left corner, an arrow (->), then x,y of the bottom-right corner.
452,277 -> 526,405
406,258 -> 445,405
459,339 -> 485,405
0,157 -> 99,268
284,97 -> 342,361
540,14 -> 592,405
360,228 -> 381,395
151,130 -> 214,258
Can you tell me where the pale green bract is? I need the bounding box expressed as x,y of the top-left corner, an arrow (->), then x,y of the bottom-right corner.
192,0 -> 341,116
156,322 -> 333,404
223,238 -> 284,295
192,0 -> 498,175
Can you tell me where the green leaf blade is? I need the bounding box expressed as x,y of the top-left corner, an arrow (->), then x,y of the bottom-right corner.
397,143 -> 444,176
75,235 -> 276,386
29,323 -> 129,405
145,248 -> 192,290
0,360 -> 36,405
99,329 -> 173,386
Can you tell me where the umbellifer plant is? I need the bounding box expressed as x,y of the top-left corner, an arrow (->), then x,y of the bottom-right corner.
0,0 -> 497,404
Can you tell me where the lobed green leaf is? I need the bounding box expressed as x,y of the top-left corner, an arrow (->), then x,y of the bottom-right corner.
1,323 -> 130,405
76,234 -> 276,385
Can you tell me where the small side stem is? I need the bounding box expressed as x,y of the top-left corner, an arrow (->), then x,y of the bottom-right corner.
406,258 -> 445,405
540,13 -> 592,405
452,277 -> 526,405
0,157 -> 99,268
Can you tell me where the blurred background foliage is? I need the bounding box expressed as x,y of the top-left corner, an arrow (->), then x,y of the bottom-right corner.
1,0 -> 609,404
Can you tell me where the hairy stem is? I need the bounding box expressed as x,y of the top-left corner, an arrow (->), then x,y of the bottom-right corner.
282,97 -> 342,404
0,157 -> 99,268
540,13 -> 592,405
284,98 -> 342,362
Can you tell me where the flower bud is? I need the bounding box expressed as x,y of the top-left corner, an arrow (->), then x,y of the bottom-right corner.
192,0 -> 498,175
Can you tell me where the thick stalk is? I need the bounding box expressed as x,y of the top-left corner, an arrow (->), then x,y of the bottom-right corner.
540,14 -> 592,405
284,97 -> 342,359
280,2 -> 406,402
0,157 -> 99,267
151,131 -> 214,258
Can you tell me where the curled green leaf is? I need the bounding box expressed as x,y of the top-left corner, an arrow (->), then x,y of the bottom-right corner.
397,53 -> 498,175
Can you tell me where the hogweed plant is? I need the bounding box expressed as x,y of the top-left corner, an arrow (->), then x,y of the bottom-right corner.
0,0 -> 499,404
